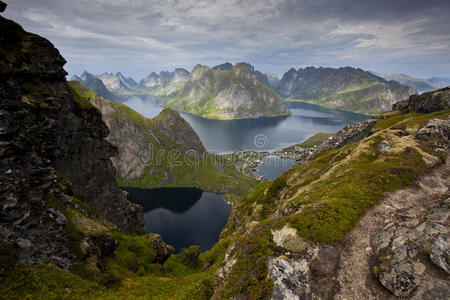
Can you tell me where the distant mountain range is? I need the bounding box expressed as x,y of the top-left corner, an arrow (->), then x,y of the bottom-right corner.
277,67 -> 416,114
71,71 -> 117,100
71,64 -> 450,116
376,73 -> 450,93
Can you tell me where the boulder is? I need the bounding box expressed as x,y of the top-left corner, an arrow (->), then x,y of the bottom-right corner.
430,235 -> 450,274
148,233 -> 174,264
393,87 -> 450,113
0,1 -> 6,13
378,262 -> 419,297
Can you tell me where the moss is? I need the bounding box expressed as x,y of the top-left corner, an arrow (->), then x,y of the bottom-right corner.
0,264 -> 105,299
0,243 -> 19,271
222,223 -> 274,299
179,245 -> 201,268
20,81 -> 55,98
110,232 -> 157,273
68,82 -> 101,112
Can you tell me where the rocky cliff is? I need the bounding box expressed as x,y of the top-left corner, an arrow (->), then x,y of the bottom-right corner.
0,14 -> 146,271
165,63 -> 290,119
69,82 -> 256,194
278,66 -> 416,114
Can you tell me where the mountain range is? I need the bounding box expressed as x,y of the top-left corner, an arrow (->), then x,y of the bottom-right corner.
377,73 -> 450,92
277,66 -> 416,114
71,64 -> 450,116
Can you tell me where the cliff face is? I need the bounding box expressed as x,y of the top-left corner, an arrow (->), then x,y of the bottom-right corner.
165,63 -> 290,119
0,16 -> 144,268
278,66 -> 416,114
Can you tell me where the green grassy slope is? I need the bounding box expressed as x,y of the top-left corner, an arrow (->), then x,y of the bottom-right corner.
69,82 -> 257,195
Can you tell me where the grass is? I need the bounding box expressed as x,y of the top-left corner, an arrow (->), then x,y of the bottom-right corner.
212,109 -> 448,298
69,82 -> 257,195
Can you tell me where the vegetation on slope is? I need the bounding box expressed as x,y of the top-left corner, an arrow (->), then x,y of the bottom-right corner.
212,108 -> 449,298
280,66 -> 415,114
69,81 -> 257,195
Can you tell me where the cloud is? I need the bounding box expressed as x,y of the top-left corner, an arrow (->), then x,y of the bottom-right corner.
3,0 -> 450,79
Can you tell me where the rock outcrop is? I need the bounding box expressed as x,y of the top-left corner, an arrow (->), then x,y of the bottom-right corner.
165,63 -> 290,119
278,66 -> 416,114
393,87 -> 450,113
0,16 -> 143,269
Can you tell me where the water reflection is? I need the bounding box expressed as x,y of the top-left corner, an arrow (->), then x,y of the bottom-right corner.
122,187 -> 231,253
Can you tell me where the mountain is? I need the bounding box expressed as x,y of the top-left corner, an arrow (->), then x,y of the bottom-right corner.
96,72 -> 136,91
378,72 -> 435,92
71,71 -> 116,100
265,72 -> 280,89
278,66 -> 416,114
69,81 -> 256,194
3,10 -> 450,300
213,62 -> 233,71
139,68 -> 190,96
164,63 -> 291,119
0,14 -> 149,274
427,76 -> 450,89
213,88 -> 450,299
213,62 -> 272,86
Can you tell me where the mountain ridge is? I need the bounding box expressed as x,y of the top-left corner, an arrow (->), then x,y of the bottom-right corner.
164,63 -> 291,119
278,66 -> 416,114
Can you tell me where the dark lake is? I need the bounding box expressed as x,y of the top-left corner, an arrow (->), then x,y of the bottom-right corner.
122,187 -> 231,253
122,97 -> 369,154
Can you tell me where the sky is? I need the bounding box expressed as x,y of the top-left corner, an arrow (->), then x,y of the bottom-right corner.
3,0 -> 450,80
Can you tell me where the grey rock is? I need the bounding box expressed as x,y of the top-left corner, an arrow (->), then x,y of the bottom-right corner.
0,15 -> 143,270
268,256 -> 311,300
393,86 -> 450,113
430,235 -> 450,274
378,262 -> 419,297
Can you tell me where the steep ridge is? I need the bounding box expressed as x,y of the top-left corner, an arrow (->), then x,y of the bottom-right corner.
0,15 -> 145,272
69,82 -> 256,194
278,66 -> 416,114
151,68 -> 190,96
165,63 -> 290,119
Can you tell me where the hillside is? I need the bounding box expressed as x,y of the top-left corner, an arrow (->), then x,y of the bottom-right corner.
278,66 -> 416,114
164,63 -> 290,119
69,82 -> 256,194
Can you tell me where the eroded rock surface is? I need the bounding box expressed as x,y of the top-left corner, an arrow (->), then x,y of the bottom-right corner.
0,16 -> 143,269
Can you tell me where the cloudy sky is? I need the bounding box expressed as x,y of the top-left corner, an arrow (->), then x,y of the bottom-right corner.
4,0 -> 450,80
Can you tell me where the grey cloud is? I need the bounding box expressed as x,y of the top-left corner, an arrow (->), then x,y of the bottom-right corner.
3,0 -> 450,79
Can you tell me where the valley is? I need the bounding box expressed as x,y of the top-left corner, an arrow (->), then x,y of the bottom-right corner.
1,2 -> 449,300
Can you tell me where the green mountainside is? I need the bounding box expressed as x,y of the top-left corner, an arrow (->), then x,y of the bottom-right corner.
278,66 -> 416,114
69,81 -> 256,194
164,63 -> 290,119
